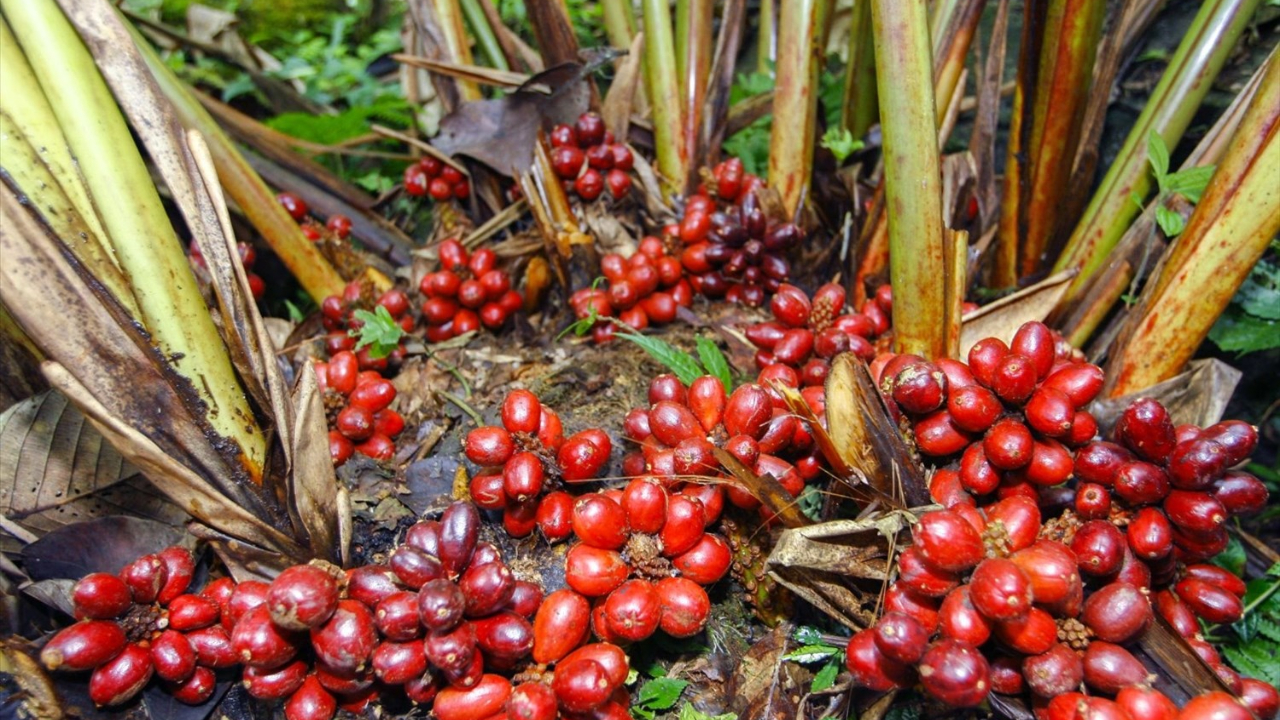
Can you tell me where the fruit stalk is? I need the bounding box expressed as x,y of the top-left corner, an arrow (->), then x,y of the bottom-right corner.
767,0 -> 829,218
641,0 -> 689,198
840,0 -> 878,141
3,0 -> 267,477
459,0 -> 510,71
870,0 -> 946,359
676,0 -> 713,172
1050,0 -> 1262,314
433,0 -> 483,100
1105,55 -> 1280,396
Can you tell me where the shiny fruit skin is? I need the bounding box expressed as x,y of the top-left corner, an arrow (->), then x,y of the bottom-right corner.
532,590 -> 591,663
984,418 -> 1035,470
268,564 -> 340,630
284,676 -> 337,720
1072,520 -> 1127,576
846,629 -> 915,691
897,547 -> 961,598
948,385 -> 1003,433
471,611 -> 534,661
918,639 -> 990,708
156,546 -> 195,603
622,478 -> 668,534
536,491 -> 575,542
1163,490 -> 1227,537
120,553 -> 167,604
502,389 -> 542,433
1173,578 -> 1243,624
982,495 -> 1041,552
1238,678 -> 1280,720
938,586 -> 992,647
502,452 -> 545,503
993,607 -> 1057,655
660,495 -> 708,558
1116,686 -> 1178,720
507,681 -> 558,720
1176,692 -> 1253,720
184,626 -> 237,668
673,533 -> 732,585
688,376 -> 727,432
233,605 -> 299,669
912,509 -> 985,573
724,385 -> 773,439
1182,564 -> 1246,597
41,620 -> 127,671
1043,363 -> 1106,407
655,577 -> 710,637
553,657 -> 613,713
371,640 -> 428,685
559,431 -> 612,482
150,629 -> 197,683
465,426 -> 515,466
89,643 -> 153,707
244,659 -> 309,700
1023,643 -> 1084,698
418,578 -> 466,633
170,666 -> 217,705
1082,641 -> 1151,695
1115,398 -> 1178,463
459,561 -> 516,618
968,559 -> 1034,621
573,494 -> 630,550
374,591 -> 422,641
1010,540 -> 1080,606
439,501 -> 480,577
73,573 -> 133,620
603,579 -> 662,642
873,611 -> 930,664
565,544 -> 629,597
1127,507 -> 1174,561
1114,461 -> 1172,506
310,599 -> 377,675
915,410 -> 975,456
1082,582 -> 1152,644
434,674 -> 513,720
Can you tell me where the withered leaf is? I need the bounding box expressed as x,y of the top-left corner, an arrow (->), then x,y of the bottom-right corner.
20,516 -> 187,581
711,447 -> 811,529
959,270 -> 1075,357
1091,359 -> 1240,435
729,624 -> 807,720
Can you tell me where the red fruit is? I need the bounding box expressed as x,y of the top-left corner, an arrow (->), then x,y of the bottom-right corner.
389,545 -> 445,589
465,427 -> 515,467
912,509 -> 985,573
1011,322 -> 1056,379
1182,564 -> 1246,597
284,676 -> 337,720
622,477 -> 668,534
1174,578 -> 1243,624
559,431 -> 612,482
244,659 -> 309,700
948,384 -> 1003,433
989,654 -> 1025,695
968,337 -> 1009,388
372,591 -> 421,641
1026,387 -> 1076,439
424,621 -> 477,676
508,682 -> 558,720
41,620 -> 127,671
1010,540 -> 1080,606
439,500 -> 481,577
918,639 -> 990,708
1083,641 -> 1151,695
267,564 -> 340,631
156,546 -> 195,604
1114,461 -> 1171,506
165,593 -> 219,632
470,473 -> 507,510
170,666 -> 217,705
1082,582 -> 1152,643
1239,678 -> 1280,720
434,675 -> 512,720
349,379 -> 396,413
1128,507 -> 1174,561
603,579 -> 661,642
575,169 -> 604,200
535,491 -> 575,542
648,401 -> 700,447
1177,692 -> 1253,720
655,577 -> 710,637
1201,420 -> 1258,465
538,405 -> 565,451
457,562 -> 515,619
660,495 -> 707,557
570,494 -> 629,551
915,410 -> 976,456
336,405 -> 374,442
72,573 -> 132,620
1115,398 -> 1178,463
553,657 -> 613,713
938,586 -> 992,647
993,607 -> 1057,655
1212,471 -> 1268,516
501,452 -> 545,504
873,611 -> 930,664
575,112 -> 606,145
688,376 -> 727,432
1075,441 -> 1135,485
120,553 -> 167,604
897,546 -> 962,598
893,363 -> 947,415
345,566 -> 399,610
149,629 -> 196,683
1168,438 -> 1230,490
885,583 -> 941,633
1072,520 -> 1127,576
532,589 -> 590,664
1023,643 -> 1084,698
565,544 -> 629,597
958,444 -> 1001,496
770,284 -> 811,327
370,639 -> 428,685
89,643 -> 153,706
310,599 -> 377,675
984,418 -> 1035,470
672,533 -> 731,585
233,605 -> 299,668
845,629 -> 915,691
606,168 -> 631,198
968,559 -> 1034,621
184,626 -> 236,668
983,495 -> 1041,551
1043,363 -> 1106,406
1163,490 -> 1227,537
723,385 -> 772,441
1117,686 -> 1178,720
277,192 -> 308,221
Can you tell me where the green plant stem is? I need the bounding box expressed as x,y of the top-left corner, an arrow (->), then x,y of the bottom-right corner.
870,0 -> 946,359
758,0 -> 776,74
642,0 -> 688,197
676,0 -> 713,167
768,0 -> 830,218
841,0 -> 878,140
601,0 -> 637,48
2,0 -> 266,476
1051,0 -> 1262,314
459,0 -> 510,71
434,0 -> 483,101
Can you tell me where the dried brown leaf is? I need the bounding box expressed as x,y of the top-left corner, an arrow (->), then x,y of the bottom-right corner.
959,270 -> 1075,357
0,641 -> 63,720
286,366 -> 345,563
765,511 -> 913,630
601,33 -> 642,144
729,623 -> 806,720
0,392 -> 133,518
711,447 -> 811,529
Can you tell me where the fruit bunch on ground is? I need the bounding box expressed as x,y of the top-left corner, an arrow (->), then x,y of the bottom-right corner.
548,112 -> 634,202
404,156 -> 471,204
313,349 -> 403,465
275,191 -> 353,242
40,502 -> 638,720
672,158 -> 803,306
838,321 -> 1276,719
571,236 -> 694,343
420,238 -> 524,341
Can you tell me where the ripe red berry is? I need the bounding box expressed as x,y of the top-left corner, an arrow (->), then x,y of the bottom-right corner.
912,509 -> 984,573
1082,582 -> 1152,643
918,639 -> 990,707
277,192 -> 308,221
655,577 -> 710,637
968,559 -> 1034,621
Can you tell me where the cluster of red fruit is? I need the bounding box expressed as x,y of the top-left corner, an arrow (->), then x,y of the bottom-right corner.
404,157 -> 471,204
320,280 -> 413,371
314,349 -> 403,465
571,236 -> 694,343
671,158 -> 801,306
276,191 -> 353,242
747,281 -> 886,387
190,241 -> 267,301
620,373 -> 823,522
420,238 -> 523,341
549,112 -> 633,202
41,503 -> 640,720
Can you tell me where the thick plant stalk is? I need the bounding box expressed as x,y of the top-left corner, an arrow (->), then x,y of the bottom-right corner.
526,0 -> 582,70
459,0 -> 509,71
642,0 -> 689,198
132,28 -> 348,299
993,0 -> 1045,288
932,0 -> 986,121
1051,0 -> 1262,311
1107,56 -> 1280,396
434,0 -> 483,101
2,0 -> 267,477
758,0 -> 776,74
840,0 -> 878,141
768,0 -> 830,218
602,0 -> 637,48
871,0 -> 946,359
676,0 -> 713,169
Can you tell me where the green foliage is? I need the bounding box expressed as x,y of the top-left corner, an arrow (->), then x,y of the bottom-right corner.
631,677 -> 689,719
722,59 -> 846,177
267,96 -> 413,145
616,331 -> 709,386
1144,131 -> 1216,238
797,484 -> 823,522
676,706 -> 736,720
820,127 -> 863,164
1213,565 -> 1280,687
1209,256 -> 1280,354
1212,536 -> 1247,577
349,306 -> 405,359
784,626 -> 844,695
696,337 -> 733,390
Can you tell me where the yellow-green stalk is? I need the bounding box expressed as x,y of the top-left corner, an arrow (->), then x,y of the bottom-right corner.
768,0 -> 830,218
642,0 -> 689,197
460,0 -> 510,71
841,0 -> 878,141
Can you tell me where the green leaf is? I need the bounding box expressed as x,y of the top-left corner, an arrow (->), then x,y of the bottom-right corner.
793,626 -> 827,645
678,705 -> 737,720
1154,205 -> 1186,237
1163,165 -> 1216,203
797,484 -> 823,522
616,331 -> 705,385
811,660 -> 840,692
820,126 -> 864,164
349,305 -> 405,359
1234,259 -> 1280,320
267,97 -> 412,145
696,337 -> 733,389
1147,131 -> 1171,188
782,644 -> 840,664
1212,535 -> 1247,577
1208,306 -> 1280,354
635,677 -> 689,711
284,299 -> 305,323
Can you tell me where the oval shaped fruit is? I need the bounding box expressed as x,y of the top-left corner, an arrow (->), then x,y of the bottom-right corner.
156,546 -> 195,604
918,639 -> 990,708
655,577 -> 710,637
284,675 -> 336,720
119,554 -> 167,604
268,564 -> 340,630
724,385 -> 773,439
471,611 -> 534,660
659,495 -> 707,558
72,573 -> 132,620
845,629 -> 915,691
564,544 -> 629,597
532,589 -> 590,664
938,586 -> 991,647
1176,692 -> 1253,720
150,629 -> 196,683
1116,686 -> 1178,720
559,431 -> 612,482
968,559 -> 1034,621
1128,507 -> 1174,561
1163,490 -> 1227,537
1082,582 -> 1152,643
622,477 -> 667,534
993,607 -> 1057,655
89,643 -> 153,707
1083,641 -> 1151,695
171,666 -> 217,706
1115,398 -> 1177,463
1010,540 -> 1079,606
232,605 -> 300,669
418,578 -> 466,633
458,561 -> 515,618
434,674 -> 512,720
673,533 -> 732,585
535,491 -> 574,542
873,611 -> 930,664
1173,578 -> 1243,624
1023,643 -> 1083,698
41,620 -> 127,672
573,494 -> 630,550
310,599 -> 377,675
553,657 -> 613,713
912,509 -> 984,573
603,579 -> 662,642
244,658 -> 309,700
1072,520 -> 1127,576
897,546 -> 961,598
